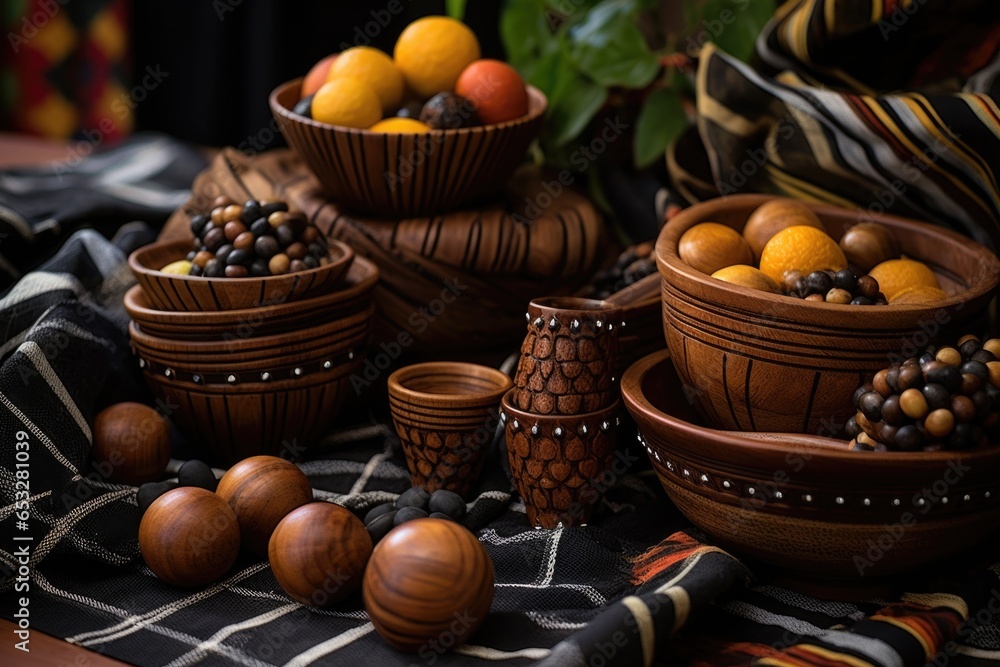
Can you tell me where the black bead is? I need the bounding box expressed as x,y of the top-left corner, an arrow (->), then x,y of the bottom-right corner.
261,201 -> 289,216
845,415 -> 861,439
364,502 -> 396,525
804,271 -> 833,295
971,350 -> 997,365
227,249 -> 251,266
137,481 -> 177,516
365,511 -> 396,543
215,244 -> 234,265
177,459 -> 217,492
922,383 -> 951,411
255,235 -> 280,260
948,423 -> 975,450
926,364 -> 962,393
190,213 -> 210,237
428,489 -> 466,521
833,269 -> 857,292
250,218 -> 271,237
396,486 -> 430,510
895,424 -> 923,451
881,394 -> 903,426
250,259 -> 270,276
303,256 -> 318,269
188,264 -> 204,277
428,512 -> 454,521
961,360 -> 989,383
393,506 -> 428,526
186,250 -> 197,261
897,364 -> 923,392
853,383 -> 873,409
205,259 -> 224,277
860,391 -> 884,422
241,200 -> 263,225
850,296 -> 873,306
275,225 -> 295,247
293,94 -> 314,118
308,242 -> 327,258
959,339 -> 982,359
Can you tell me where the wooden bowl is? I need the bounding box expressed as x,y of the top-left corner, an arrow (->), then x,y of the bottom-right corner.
124,255 -> 379,340
388,362 -> 512,497
656,194 -> 1000,434
129,238 -> 354,312
622,348 -> 1000,578
270,78 -> 547,217
140,350 -> 366,464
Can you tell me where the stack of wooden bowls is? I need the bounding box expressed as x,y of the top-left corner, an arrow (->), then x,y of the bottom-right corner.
126,239 -> 380,463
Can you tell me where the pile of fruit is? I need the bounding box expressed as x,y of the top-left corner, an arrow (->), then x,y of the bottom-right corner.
292,17 -> 530,131
678,198 -> 947,306
159,197 -> 331,278
847,336 -> 1000,452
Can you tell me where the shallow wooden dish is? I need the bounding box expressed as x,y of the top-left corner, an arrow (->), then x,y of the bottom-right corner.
129,238 -> 354,312
124,255 -> 378,340
622,349 -> 1000,578
270,78 -> 547,218
656,194 -> 1000,434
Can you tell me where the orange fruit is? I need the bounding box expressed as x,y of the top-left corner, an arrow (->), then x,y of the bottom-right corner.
711,265 -> 782,293
758,225 -> 847,285
369,118 -> 431,133
311,78 -> 382,129
869,258 -> 940,301
328,47 -> 404,113
394,17 -> 480,98
678,222 -> 754,276
742,199 -> 824,261
455,59 -> 529,125
890,285 -> 948,305
302,54 -> 338,97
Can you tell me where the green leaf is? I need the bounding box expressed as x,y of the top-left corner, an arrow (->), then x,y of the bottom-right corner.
685,0 -> 773,62
547,73 -> 609,146
445,0 -> 468,20
569,0 -> 660,88
633,88 -> 686,168
501,0 -> 555,71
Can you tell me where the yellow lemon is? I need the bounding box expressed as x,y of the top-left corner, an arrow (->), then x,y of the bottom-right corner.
160,260 -> 191,275
312,78 -> 382,129
394,16 -> 480,98
369,118 -> 432,133
328,46 -> 404,113
869,257 -> 940,302
711,265 -> 782,293
889,285 -> 948,305
758,225 -> 847,285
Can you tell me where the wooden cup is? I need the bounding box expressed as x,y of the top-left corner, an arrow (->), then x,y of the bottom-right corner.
512,297 -> 623,416
388,362 -> 512,498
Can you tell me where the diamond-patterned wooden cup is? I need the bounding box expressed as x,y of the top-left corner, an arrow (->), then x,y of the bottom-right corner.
389,362 -> 512,498
512,297 -> 623,416
501,389 -> 620,528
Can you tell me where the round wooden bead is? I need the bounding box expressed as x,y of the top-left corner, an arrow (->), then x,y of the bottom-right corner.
91,402 -> 170,485
268,502 -> 372,606
216,455 -> 313,556
363,518 -> 494,652
139,487 -> 240,587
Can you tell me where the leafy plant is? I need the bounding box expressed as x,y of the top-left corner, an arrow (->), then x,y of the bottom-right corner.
501,0 -> 773,170
446,0 -> 468,19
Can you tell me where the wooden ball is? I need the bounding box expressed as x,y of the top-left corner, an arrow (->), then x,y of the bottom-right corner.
216,455 -> 313,556
839,222 -> 901,273
677,222 -> 754,275
139,487 -> 240,587
743,199 -> 824,260
92,402 -> 170,485
363,518 -> 494,652
268,502 -> 372,607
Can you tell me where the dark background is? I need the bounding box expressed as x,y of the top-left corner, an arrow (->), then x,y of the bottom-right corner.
132,1 -> 505,148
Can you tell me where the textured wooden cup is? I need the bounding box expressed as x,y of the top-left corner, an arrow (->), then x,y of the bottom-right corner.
270,78 -> 547,218
622,348 -> 1000,578
513,297 -> 622,416
129,238 -> 354,312
388,362 -> 512,498
124,255 -> 378,341
501,389 -> 620,528
656,194 -> 1000,435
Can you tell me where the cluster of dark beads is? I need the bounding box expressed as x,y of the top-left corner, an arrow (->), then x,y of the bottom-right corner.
582,242 -> 655,300
363,487 -> 467,544
847,336 -> 1000,452
784,268 -> 887,305
186,196 -> 330,278
137,460 -> 217,516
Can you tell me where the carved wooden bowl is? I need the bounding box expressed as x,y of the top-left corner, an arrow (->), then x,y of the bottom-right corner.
500,389 -> 620,528
124,255 -> 378,340
129,238 -> 354,312
388,362 -> 512,498
270,78 -> 547,218
656,194 -> 1000,435
622,348 -> 1000,578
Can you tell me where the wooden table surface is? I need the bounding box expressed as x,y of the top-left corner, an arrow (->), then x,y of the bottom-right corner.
0,132 -> 132,666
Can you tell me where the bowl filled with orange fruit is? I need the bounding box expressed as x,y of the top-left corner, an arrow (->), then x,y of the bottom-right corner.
655,193 -> 1000,435
269,16 -> 547,217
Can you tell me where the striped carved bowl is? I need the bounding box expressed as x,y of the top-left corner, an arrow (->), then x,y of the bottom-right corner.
656,194 -> 1000,436
129,238 -> 354,312
269,78 -> 547,218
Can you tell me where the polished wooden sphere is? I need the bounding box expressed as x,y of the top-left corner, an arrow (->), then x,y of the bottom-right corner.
139,487 -> 240,587
268,502 -> 372,607
92,402 -> 171,485
363,518 -> 494,652
216,455 -> 313,556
